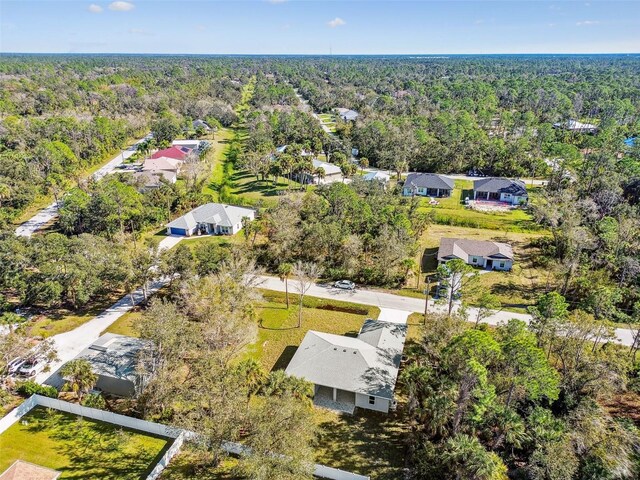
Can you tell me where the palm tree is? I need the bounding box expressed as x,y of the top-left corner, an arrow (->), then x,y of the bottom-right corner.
60,359 -> 97,402
278,262 -> 294,308
314,167 -> 326,185
236,358 -> 266,403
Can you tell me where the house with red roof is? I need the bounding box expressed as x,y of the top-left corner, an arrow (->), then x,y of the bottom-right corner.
150,146 -> 192,161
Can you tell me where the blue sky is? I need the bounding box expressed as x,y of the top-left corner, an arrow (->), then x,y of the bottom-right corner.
1,1 -> 639,54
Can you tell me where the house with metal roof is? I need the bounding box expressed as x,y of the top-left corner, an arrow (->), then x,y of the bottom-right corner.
437,237 -> 514,271
285,319 -> 407,414
473,177 -> 528,205
402,172 -> 455,197
553,119 -> 598,134
46,334 -> 152,398
166,203 -> 255,236
150,146 -> 193,161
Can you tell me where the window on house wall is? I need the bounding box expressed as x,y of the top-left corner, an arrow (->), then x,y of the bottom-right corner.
472,257 -> 477,263
368,396 -> 375,405
500,262 -> 505,268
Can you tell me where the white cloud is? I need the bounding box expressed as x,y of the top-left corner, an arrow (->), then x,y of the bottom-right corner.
327,17 -> 346,28
88,4 -> 103,13
128,28 -> 153,36
109,1 -> 135,11
576,20 -> 600,26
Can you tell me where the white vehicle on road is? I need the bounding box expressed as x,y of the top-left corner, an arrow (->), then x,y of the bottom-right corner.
334,280 -> 356,290
18,357 -> 46,377
7,357 -> 25,376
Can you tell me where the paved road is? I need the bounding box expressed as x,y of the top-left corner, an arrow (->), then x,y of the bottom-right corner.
15,136 -> 149,238
257,275 -> 637,347
36,236 -> 180,386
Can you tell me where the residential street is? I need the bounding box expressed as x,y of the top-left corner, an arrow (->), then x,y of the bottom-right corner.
256,275 -> 638,347
29,235 -> 638,387
15,135 -> 149,238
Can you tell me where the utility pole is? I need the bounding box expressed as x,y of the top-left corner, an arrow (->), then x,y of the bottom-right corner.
423,276 -> 431,325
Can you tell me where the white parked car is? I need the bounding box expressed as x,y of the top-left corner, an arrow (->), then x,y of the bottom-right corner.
334,280 -> 356,290
18,357 -> 46,377
7,357 -> 25,376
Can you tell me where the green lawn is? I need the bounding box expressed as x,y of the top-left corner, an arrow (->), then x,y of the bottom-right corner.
201,128 -> 234,200
28,292 -> 125,339
417,180 -> 541,232
244,289 -> 379,371
408,223 -> 551,313
0,406 -> 171,479
102,309 -> 142,337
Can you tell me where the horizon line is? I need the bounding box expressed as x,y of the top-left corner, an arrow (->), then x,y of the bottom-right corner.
2,51 -> 640,56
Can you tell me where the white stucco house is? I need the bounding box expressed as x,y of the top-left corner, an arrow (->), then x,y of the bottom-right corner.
437,237 -> 514,271
285,319 -> 407,414
166,203 -> 255,236
473,177 -> 528,205
305,159 -> 343,184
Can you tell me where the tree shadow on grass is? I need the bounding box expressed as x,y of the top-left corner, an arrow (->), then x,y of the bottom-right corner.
272,345 -> 299,371
23,406 -> 171,480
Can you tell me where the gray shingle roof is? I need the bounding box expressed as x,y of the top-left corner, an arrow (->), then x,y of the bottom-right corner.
473,177 -> 527,196
167,203 -> 255,230
437,237 -> 514,262
404,173 -> 455,190
285,319 -> 407,399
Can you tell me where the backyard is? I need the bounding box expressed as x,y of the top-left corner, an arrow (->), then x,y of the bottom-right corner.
417,179 -> 542,232
0,406 -> 171,479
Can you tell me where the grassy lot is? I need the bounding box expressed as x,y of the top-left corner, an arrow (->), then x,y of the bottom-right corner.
417,179 -> 541,232
409,224 -> 551,313
230,170 -> 307,206
0,406 -> 171,479
244,289 -> 380,371
201,127 -> 234,201
318,113 -> 337,133
27,292 -> 124,339
102,309 -> 142,337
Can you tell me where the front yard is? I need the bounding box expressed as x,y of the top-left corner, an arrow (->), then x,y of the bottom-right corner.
0,406 -> 171,479
411,224 -> 552,313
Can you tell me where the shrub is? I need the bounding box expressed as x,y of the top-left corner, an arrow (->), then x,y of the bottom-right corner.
16,380 -> 58,398
81,393 -> 106,410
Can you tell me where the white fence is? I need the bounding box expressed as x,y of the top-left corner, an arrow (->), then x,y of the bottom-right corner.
0,395 -> 182,480
0,395 -> 370,480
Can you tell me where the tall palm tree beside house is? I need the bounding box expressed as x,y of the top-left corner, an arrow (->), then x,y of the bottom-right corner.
60,359 -> 97,402
278,262 -> 294,308
0,183 -> 10,209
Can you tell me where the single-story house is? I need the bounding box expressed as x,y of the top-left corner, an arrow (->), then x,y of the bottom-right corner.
285,319 -> 407,414
473,177 -> 527,205
553,119 -> 598,134
150,146 -> 192,161
304,159 -> 343,184
172,139 -> 203,151
48,334 -> 152,398
402,173 -> 455,197
166,202 -> 256,236
142,156 -> 182,174
132,170 -> 177,188
437,237 -> 514,271
362,171 -> 390,184
192,119 -> 212,132
0,460 -> 60,480
335,108 -> 359,122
